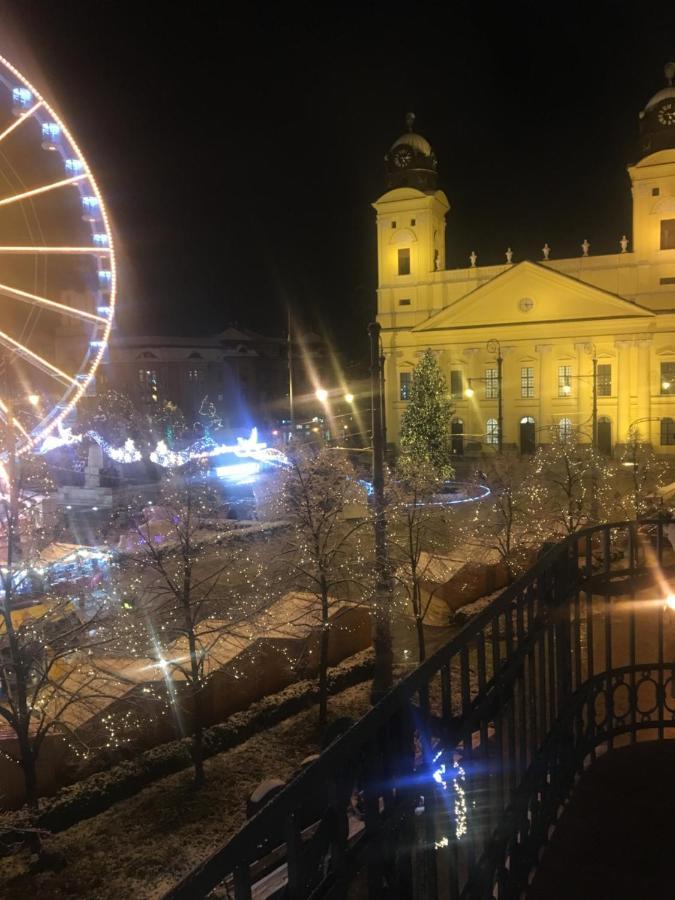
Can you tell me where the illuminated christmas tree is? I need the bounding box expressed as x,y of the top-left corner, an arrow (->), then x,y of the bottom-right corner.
399,348 -> 454,478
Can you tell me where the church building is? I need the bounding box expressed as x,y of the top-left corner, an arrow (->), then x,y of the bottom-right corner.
375,66 -> 675,455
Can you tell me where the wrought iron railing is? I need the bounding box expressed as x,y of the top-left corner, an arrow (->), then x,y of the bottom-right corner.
163,519 -> 675,899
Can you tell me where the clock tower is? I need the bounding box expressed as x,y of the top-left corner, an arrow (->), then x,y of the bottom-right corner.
374,115 -> 449,322
628,63 -> 675,264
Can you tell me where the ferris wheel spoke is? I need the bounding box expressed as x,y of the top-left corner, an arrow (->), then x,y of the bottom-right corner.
0,282 -> 108,324
0,330 -> 76,387
0,101 -> 43,145
0,246 -> 111,255
0,173 -> 87,209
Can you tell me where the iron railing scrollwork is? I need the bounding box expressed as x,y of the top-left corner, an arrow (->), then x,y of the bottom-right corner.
163,519 -> 675,900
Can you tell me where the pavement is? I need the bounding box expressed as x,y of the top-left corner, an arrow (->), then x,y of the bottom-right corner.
528,741 -> 675,900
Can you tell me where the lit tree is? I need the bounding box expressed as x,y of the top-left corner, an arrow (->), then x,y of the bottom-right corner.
619,425 -> 667,518
77,389 -> 143,447
476,452 -> 547,581
120,462 -> 261,786
145,399 -> 187,447
387,458 -> 448,662
399,348 -> 455,478
273,446 -> 368,727
535,430 -> 613,535
0,488 -> 123,853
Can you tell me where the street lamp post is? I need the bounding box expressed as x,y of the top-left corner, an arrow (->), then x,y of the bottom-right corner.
487,339 -> 504,454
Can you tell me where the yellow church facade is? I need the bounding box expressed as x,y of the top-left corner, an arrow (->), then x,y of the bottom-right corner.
376,73 -> 675,455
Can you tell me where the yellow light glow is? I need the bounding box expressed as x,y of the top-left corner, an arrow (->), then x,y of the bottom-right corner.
315,388 -> 328,402
344,392 -> 354,403
663,381 -> 671,391
0,281 -> 107,324
464,386 -> 475,398
0,328 -> 76,386
666,594 -> 675,611
0,246 -> 112,255
0,173 -> 87,209
562,384 -> 572,395
27,394 -> 39,406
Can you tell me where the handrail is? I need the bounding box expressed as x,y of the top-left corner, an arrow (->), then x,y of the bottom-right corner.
164,518 -> 675,900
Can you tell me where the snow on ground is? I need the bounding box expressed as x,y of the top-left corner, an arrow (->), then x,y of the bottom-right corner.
0,682 -> 373,900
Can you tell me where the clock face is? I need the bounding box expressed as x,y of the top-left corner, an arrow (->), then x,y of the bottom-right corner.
393,146 -> 413,168
658,101 -> 675,126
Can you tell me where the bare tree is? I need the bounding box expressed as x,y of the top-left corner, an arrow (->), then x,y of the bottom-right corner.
477,453 -> 547,581
620,425 -> 667,518
387,459 -> 448,662
534,431 -> 610,535
273,447 -> 368,728
120,462 -> 262,786
0,502 -> 123,852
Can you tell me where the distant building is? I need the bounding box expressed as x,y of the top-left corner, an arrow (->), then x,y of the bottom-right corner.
376,68 -> 675,455
97,326 -> 330,430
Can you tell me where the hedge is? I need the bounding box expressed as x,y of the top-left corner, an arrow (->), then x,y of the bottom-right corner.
2,648 -> 374,847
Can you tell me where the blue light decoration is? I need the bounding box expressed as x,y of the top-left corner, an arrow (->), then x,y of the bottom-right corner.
65,158 -> 84,175
97,304 -> 111,318
92,232 -> 109,247
214,461 -> 261,483
41,121 -> 61,151
97,270 -> 112,287
82,195 -> 100,222
12,86 -> 32,115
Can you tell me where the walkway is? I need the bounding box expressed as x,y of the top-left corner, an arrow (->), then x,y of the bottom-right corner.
529,741 -> 675,900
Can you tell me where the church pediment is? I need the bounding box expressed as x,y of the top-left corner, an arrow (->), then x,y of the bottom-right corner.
413,261 -> 654,332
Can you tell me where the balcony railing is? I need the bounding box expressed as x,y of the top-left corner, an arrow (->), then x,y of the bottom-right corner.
163,519 -> 675,899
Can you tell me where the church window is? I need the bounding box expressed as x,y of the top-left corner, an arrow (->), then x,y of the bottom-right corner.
660,219 -> 675,250
661,362 -> 675,394
187,368 -> 205,384
486,418 -> 499,445
450,370 -> 463,399
399,372 -> 411,401
558,365 -> 572,397
597,364 -> 611,396
398,248 -> 411,275
661,418 -> 675,445
391,220 -> 397,228
559,418 -> 573,442
398,298 -> 411,306
660,276 -> 675,285
410,218 -> 416,226
520,366 -> 534,398
485,368 -> 499,399
652,187 -> 660,196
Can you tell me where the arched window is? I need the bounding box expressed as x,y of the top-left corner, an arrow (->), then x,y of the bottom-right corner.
520,416 -> 535,425
661,417 -> 675,445
486,418 -> 499,445
559,417 -> 573,442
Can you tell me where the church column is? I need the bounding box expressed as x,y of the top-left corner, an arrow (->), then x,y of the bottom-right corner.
636,338 -> 652,441
463,347 -> 481,451
536,344 -> 553,444
574,341 -> 590,441
616,339 -> 633,445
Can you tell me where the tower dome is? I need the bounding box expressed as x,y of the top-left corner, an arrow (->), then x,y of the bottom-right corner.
638,63 -> 675,158
385,113 -> 438,192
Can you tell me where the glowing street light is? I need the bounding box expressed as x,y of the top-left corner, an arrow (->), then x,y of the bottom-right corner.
666,594 -> 675,611
27,394 -> 40,406
464,385 -> 475,398
344,392 -> 354,404
315,387 -> 328,403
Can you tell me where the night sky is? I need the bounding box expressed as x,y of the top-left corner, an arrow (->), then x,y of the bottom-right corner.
3,1 -> 675,366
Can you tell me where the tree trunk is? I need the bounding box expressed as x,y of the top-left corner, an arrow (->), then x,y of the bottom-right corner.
415,613 -> 426,663
18,729 -> 41,854
190,688 -> 205,788
319,576 -> 330,728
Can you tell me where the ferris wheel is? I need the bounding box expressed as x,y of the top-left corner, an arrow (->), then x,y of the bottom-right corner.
0,52 -> 115,455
